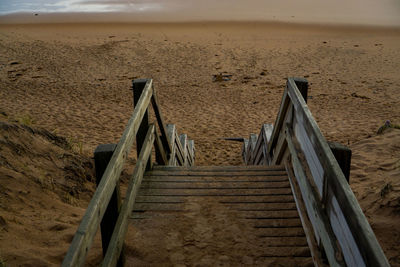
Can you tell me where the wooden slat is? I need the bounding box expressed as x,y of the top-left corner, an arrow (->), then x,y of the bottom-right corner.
137,195 -> 295,203
151,165 -> 286,172
258,236 -> 308,247
242,138 -> 249,164
271,103 -> 292,165
174,129 -> 184,166
188,139 -> 195,166
140,181 -> 290,189
145,171 -> 287,177
255,227 -> 306,237
179,134 -> 188,166
250,218 -> 302,228
260,123 -> 273,165
286,77 -> 389,266
268,88 -> 290,158
268,78 -> 307,162
253,131 -> 264,165
262,123 -> 274,143
285,125 -> 344,267
259,247 -> 310,257
166,124 -> 177,166
254,137 -> 265,165
242,210 -> 301,219
138,187 -> 292,196
62,79 -> 153,267
326,188 -> 365,266
293,114 -> 325,197
248,133 -> 258,164
150,86 -> 172,156
102,125 -> 155,267
94,144 -> 124,266
154,130 -> 168,165
286,162 -> 326,267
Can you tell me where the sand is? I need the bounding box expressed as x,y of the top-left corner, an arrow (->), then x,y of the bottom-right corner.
0,22 -> 399,265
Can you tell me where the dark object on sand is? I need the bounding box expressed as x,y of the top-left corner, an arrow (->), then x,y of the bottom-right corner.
221,137 -> 244,142
213,73 -> 232,82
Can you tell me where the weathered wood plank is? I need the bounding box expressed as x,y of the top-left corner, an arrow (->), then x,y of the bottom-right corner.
259,247 -> 311,257
151,165 -> 286,171
250,218 -> 302,228
253,130 -> 264,164
133,79 -> 152,171
242,138 -> 249,164
258,236 -> 308,247
271,103 -> 293,165
293,114 -> 325,198
286,77 -> 389,266
248,133 -> 258,164
261,123 -> 274,165
150,86 -> 172,156
139,182 -> 290,189
102,125 -> 155,267
262,123 -> 274,144
166,124 -> 177,166
137,195 -> 295,203
62,79 -> 153,267
327,188 -> 365,267
138,187 -> 293,196
145,171 -> 288,177
94,144 -> 124,266
328,142 -> 351,183
293,77 -> 308,103
174,129 -> 185,166
285,125 -> 344,267
188,139 -> 195,166
142,178 -> 290,184
268,88 -> 290,159
271,129 -> 287,166
255,227 -> 306,237
179,134 -> 188,166
154,130 -> 168,165
286,161 -> 326,267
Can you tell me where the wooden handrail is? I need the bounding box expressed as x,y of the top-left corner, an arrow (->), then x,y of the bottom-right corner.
62,79 -> 195,266
244,77 -> 389,266
102,124 -> 155,266
62,79 -> 153,267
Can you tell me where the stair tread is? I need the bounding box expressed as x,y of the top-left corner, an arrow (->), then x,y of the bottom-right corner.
128,166 -> 311,265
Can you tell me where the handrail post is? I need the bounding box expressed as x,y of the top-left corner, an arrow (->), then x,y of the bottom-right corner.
133,79 -> 152,171
328,142 -> 352,183
293,77 -> 308,103
94,144 -> 125,267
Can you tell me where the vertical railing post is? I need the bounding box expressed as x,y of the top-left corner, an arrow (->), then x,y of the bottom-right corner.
328,141 -> 352,183
293,77 -> 308,103
133,79 -> 152,170
94,144 -> 125,267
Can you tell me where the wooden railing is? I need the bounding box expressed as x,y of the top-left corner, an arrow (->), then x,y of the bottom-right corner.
62,79 -> 194,267
243,78 -> 389,267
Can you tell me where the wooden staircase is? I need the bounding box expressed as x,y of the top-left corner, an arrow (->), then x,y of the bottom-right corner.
128,165 -> 314,266
63,78 -> 389,267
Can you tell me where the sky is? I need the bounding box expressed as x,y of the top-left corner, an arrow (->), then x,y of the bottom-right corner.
0,0 -> 399,26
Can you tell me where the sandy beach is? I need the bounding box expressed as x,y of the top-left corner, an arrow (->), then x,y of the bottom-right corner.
0,21 -> 400,265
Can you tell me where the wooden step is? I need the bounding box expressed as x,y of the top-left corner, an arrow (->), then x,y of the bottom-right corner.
127,166 -> 312,266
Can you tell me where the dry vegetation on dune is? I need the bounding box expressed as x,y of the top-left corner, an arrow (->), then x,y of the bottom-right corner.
0,22 -> 399,265
0,114 -> 97,265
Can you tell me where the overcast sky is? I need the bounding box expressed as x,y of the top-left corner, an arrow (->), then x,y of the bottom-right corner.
1,0 -> 399,26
